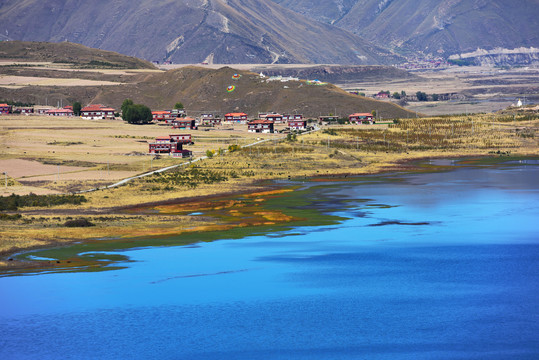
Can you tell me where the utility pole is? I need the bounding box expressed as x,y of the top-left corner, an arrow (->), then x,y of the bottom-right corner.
4,172 -> 7,188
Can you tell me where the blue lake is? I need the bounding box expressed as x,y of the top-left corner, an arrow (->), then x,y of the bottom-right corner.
1,161 -> 538,359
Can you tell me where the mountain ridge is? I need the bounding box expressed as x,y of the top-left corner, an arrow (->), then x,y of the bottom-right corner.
0,0 -> 401,65
273,0 -> 539,58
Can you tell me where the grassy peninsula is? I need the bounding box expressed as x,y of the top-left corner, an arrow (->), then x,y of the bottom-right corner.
0,112 -> 538,270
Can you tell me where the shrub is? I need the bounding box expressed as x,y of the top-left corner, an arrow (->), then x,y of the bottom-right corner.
64,218 -> 95,227
0,193 -> 87,211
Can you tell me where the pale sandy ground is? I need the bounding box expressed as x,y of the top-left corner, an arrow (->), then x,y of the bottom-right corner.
0,75 -> 123,87
0,159 -> 88,178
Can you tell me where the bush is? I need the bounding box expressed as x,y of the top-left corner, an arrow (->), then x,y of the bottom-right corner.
0,213 -> 22,221
0,193 -> 87,211
228,144 -> 241,152
64,218 -> 95,227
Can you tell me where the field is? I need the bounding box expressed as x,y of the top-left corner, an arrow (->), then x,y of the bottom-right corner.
337,66 -> 539,115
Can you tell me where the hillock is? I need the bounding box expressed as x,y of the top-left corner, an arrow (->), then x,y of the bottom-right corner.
0,41 -> 156,69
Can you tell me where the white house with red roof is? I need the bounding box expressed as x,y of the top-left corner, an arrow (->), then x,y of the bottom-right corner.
248,119 -> 274,133
0,103 -> 12,114
81,104 -> 116,120
45,108 -> 74,116
349,113 -> 374,124
224,112 -> 248,124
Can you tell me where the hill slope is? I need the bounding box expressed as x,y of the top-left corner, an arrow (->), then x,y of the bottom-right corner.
92,67 -> 414,118
0,0 -> 400,65
273,0 -> 539,57
0,41 -> 156,69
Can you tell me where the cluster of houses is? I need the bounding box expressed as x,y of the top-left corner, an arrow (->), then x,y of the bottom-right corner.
0,103 -> 117,119
2,102 -> 376,131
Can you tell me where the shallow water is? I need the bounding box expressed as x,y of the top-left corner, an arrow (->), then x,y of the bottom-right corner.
1,161 -> 538,359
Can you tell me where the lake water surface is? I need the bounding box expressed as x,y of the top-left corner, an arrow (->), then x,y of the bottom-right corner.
1,160 -> 538,359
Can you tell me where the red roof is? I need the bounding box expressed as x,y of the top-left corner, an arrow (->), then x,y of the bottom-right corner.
248,119 -> 274,124
45,108 -> 73,114
152,111 -> 171,115
155,136 -> 171,140
81,104 -> 115,112
226,112 -> 247,117
349,113 -> 373,117
0,103 -> 10,107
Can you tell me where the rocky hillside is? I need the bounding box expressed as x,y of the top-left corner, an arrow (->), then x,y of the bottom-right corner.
0,0 -> 400,65
273,0 -> 539,58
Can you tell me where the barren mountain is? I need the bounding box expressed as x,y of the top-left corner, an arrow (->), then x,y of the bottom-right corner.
0,0 -> 400,65
273,0 -> 539,57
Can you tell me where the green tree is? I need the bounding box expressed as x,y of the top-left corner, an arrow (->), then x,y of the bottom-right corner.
401,90 -> 406,97
174,102 -> 184,110
72,102 -> 82,116
124,104 -> 152,124
431,93 -> 439,101
392,92 -> 401,99
121,99 -> 134,120
416,91 -> 428,101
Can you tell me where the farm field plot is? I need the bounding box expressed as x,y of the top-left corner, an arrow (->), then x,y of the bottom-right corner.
0,115 -> 276,195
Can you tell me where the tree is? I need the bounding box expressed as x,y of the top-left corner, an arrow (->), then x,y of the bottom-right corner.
431,93 -> 439,101
401,90 -> 407,98
124,104 -> 152,124
121,99 -> 134,120
174,102 -> 184,110
72,102 -> 81,116
392,92 -> 401,99
416,91 -> 428,101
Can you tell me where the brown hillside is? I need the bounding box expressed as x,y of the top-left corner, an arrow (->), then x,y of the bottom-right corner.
92,67 -> 414,118
0,41 -> 156,69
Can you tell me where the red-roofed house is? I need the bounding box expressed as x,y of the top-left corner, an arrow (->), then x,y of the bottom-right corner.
283,114 -> 303,121
172,117 -> 197,129
288,119 -> 307,130
149,134 -> 193,157
248,119 -> 274,133
45,108 -> 74,116
224,112 -> 248,123
262,113 -> 283,123
349,113 -> 374,124
81,104 -> 116,120
0,104 -> 12,114
152,111 -> 173,121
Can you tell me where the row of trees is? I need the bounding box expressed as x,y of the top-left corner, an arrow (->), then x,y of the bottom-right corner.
377,90 -> 439,102
415,91 -> 439,102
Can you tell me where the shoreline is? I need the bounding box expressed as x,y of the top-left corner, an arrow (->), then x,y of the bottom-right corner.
2,152 -> 537,272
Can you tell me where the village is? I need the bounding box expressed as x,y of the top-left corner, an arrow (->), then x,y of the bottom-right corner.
0,102 -> 378,159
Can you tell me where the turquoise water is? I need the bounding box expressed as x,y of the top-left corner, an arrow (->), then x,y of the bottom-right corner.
1,161 -> 538,359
